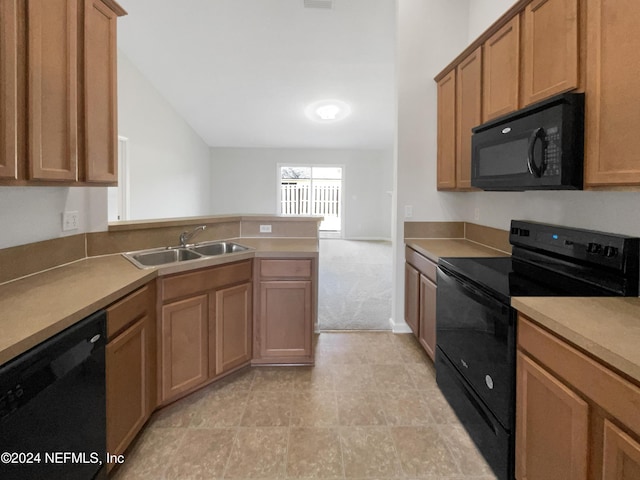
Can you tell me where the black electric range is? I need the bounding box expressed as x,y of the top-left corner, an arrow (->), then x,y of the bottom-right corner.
435,220 -> 639,480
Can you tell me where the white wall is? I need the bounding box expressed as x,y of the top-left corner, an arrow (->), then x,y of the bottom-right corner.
392,0 -> 470,330
210,148 -> 393,239
0,187 -> 107,249
118,50 -> 211,220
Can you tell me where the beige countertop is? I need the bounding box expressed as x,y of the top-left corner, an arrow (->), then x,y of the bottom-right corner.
406,238 -> 509,263
0,237 -> 318,366
513,297 -> 640,385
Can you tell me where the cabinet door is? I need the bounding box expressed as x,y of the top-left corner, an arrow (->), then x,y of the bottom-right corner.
27,0 -> 78,181
161,295 -> 208,402
404,263 -> 420,337
0,0 -> 18,180
437,69 -> 456,190
483,16 -> 520,121
106,317 -> 150,461
258,281 -> 312,359
211,282 -> 252,377
456,47 -> 482,189
418,275 -> 436,361
522,0 -> 579,106
516,351 -> 588,480
602,420 -> 640,480
585,0 -> 640,186
82,0 -> 118,183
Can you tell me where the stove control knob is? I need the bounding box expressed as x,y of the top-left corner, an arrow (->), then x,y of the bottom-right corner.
604,246 -> 618,258
587,242 -> 602,254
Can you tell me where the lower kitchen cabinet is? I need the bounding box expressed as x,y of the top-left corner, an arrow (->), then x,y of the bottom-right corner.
516,314 -> 640,480
160,294 -> 209,402
211,282 -> 252,376
105,283 -> 156,468
404,246 -> 437,361
253,258 -> 316,364
158,260 -> 252,404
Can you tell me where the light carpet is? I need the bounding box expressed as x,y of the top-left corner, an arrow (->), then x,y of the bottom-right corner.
318,239 -> 392,331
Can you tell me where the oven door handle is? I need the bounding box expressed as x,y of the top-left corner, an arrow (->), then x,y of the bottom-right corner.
438,267 -> 510,313
527,127 -> 547,178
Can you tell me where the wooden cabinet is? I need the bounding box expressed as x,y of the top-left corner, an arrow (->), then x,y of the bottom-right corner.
418,274 -> 436,361
211,282 -> 252,376
483,16 -> 521,121
161,294 -> 209,402
456,47 -> 482,190
522,0 -> 579,106
516,314 -> 640,479
602,420 -> 640,480
106,283 -> 156,467
0,0 -> 125,186
436,70 -> 457,190
27,0 -> 78,181
585,0 -> 640,187
404,246 -> 437,361
253,258 -> 316,365
404,263 -> 420,336
516,351 -> 588,480
0,0 -> 18,180
82,0 -> 119,183
158,260 -> 253,404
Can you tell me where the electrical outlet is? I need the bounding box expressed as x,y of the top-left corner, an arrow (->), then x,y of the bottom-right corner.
404,205 -> 413,218
260,224 -> 272,233
62,211 -> 80,231
474,208 -> 480,221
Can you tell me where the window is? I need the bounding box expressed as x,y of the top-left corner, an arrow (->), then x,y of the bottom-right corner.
279,165 -> 343,234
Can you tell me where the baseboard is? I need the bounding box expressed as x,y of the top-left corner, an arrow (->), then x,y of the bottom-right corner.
389,317 -> 412,333
338,236 -> 392,241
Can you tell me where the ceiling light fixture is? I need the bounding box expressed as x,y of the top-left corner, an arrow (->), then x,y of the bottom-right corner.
305,99 -> 351,123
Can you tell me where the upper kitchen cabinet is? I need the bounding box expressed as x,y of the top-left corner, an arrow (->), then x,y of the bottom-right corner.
0,0 -> 126,186
27,0 -> 79,181
456,47 -> 482,190
436,69 -> 456,190
82,0 -> 122,183
0,0 -> 18,180
584,0 -> 640,187
483,16 -> 520,121
436,48 -> 482,191
522,0 -> 579,107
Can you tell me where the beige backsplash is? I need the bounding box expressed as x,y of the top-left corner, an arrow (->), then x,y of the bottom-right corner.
0,215 -> 322,285
405,221 -> 511,254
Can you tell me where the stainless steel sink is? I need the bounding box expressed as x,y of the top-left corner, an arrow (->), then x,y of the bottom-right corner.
190,241 -> 249,256
130,247 -> 203,267
123,241 -> 252,269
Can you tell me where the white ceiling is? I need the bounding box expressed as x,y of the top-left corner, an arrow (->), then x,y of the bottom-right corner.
117,0 -> 396,150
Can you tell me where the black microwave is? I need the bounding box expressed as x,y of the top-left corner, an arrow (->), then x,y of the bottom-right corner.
471,92 -> 584,191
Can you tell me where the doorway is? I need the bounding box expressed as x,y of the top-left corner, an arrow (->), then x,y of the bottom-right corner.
278,165 -> 344,237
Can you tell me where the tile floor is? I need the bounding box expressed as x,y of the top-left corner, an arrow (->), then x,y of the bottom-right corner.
111,332 -> 497,479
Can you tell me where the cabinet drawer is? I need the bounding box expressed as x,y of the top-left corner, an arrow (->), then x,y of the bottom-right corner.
259,259 -> 312,279
518,315 -> 640,437
107,284 -> 152,339
162,260 -> 252,302
405,246 -> 437,283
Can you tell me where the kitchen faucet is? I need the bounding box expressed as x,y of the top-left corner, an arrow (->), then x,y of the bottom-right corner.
179,225 -> 206,247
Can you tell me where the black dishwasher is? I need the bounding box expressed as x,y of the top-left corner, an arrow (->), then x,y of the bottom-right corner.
0,310 -> 107,480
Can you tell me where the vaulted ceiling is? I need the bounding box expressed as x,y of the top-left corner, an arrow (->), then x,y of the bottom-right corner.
117,0 -> 396,150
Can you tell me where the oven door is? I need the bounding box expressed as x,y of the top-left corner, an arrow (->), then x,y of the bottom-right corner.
436,266 -> 516,430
